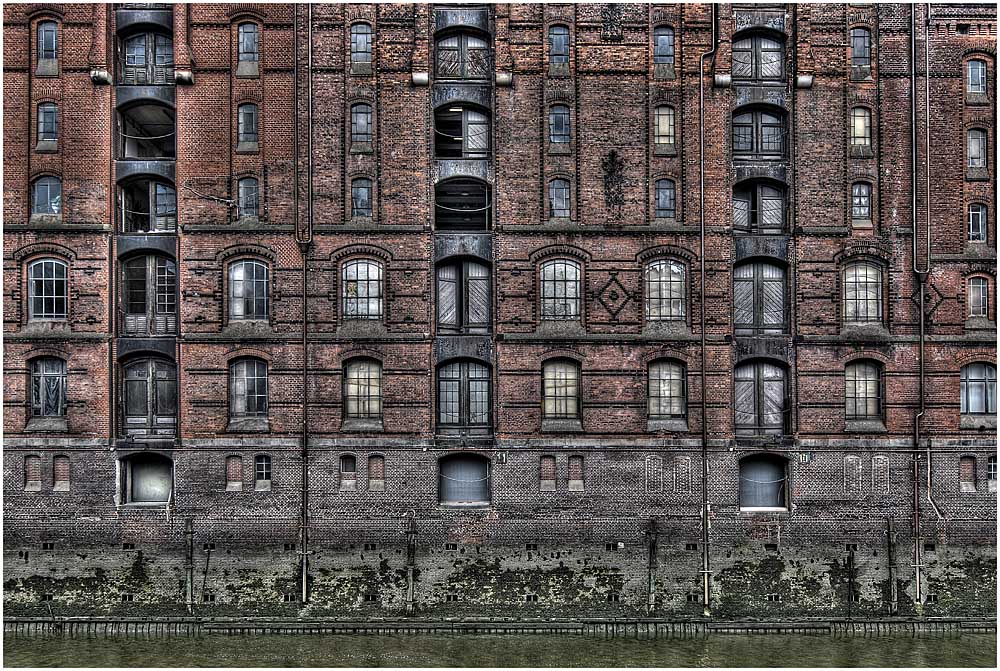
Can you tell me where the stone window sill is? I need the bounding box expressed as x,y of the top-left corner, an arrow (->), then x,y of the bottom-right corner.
226,417 -> 270,433
29,214 -> 63,227
36,59 -> 58,77
236,142 -> 259,154
548,144 -> 572,155
220,321 -> 272,339
841,323 -> 890,340
342,418 -> 384,433
350,142 -> 373,155
965,93 -> 990,106
226,482 -> 243,492
849,145 -> 874,159
255,481 -> 272,492
648,418 -> 689,433
547,216 -> 572,225
368,479 -> 385,492
642,321 -> 691,338
964,241 -> 994,259
967,167 -> 990,181
845,419 -> 886,433
540,480 -> 556,492
653,216 -> 678,226
35,140 -> 58,153
960,415 -> 997,431
53,482 -> 69,493
26,417 -> 68,433
236,61 -> 259,78
548,63 -> 570,78
234,216 -> 260,227
541,418 -> 584,433
24,481 -> 42,493
336,319 -> 387,339
653,143 -> 677,157
439,501 -> 491,509
339,480 -> 358,492
534,320 -> 586,338
653,63 -> 675,80
965,316 -> 995,331
740,507 -> 788,513
850,65 -> 872,81
351,62 -> 373,76
568,479 -> 584,492
851,218 -> 874,229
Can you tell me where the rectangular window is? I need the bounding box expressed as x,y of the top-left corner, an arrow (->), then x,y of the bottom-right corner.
968,278 -> 988,318
38,104 -> 58,141
540,260 -> 580,320
38,22 -> 57,61
968,130 -> 987,168
238,104 -> 258,144
24,455 -> 42,491
238,23 -> 259,62
959,456 -> 977,493
543,361 -> 580,420
254,455 -> 271,490
654,107 -> 675,146
351,105 -> 372,144
850,108 -> 871,147
968,205 -> 987,242
851,183 -> 871,220
351,179 -> 373,218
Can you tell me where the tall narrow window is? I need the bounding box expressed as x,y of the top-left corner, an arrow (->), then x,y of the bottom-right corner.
238,23 -> 259,62
28,258 -> 68,320
733,182 -> 785,233
653,26 -> 674,64
351,103 -> 372,144
31,357 -> 66,418
960,363 -> 996,416
230,358 -> 268,419
32,176 -> 62,215
540,259 -> 581,321
437,361 -> 491,429
254,454 -> 271,490
435,32 -> 489,80
37,103 -> 58,143
734,262 -> 786,335
226,455 -> 244,491
845,360 -> 883,421
851,183 -> 872,221
237,103 -> 258,146
850,28 -> 871,69
53,455 -> 70,491
968,277 -> 989,318
732,34 -> 784,80
123,256 -> 177,334
654,106 -> 675,147
842,261 -> 883,324
229,259 -> 269,321
437,260 -> 490,333
739,454 -> 788,509
339,454 -> 357,491
850,107 -> 871,148
645,259 -> 686,321
968,129 -> 987,168
648,360 -> 686,420
968,204 -> 987,242
24,455 -> 42,491
568,455 -> 585,491
540,455 -> 557,491
655,179 -> 676,219
967,59 -> 987,94
342,259 -> 383,320
734,361 -> 787,436
344,359 -> 382,420
237,177 -> 259,218
549,105 -> 570,144
351,178 -> 373,218
960,456 -> 977,493
549,25 -> 569,64
988,456 -> 997,493
37,21 -> 57,62
733,110 -> 785,156
548,179 -> 571,218
123,358 -> 177,436
368,454 -> 385,491
350,23 -> 372,65
542,359 -> 581,421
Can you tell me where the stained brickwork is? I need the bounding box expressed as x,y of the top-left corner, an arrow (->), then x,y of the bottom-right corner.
3,3 -> 996,619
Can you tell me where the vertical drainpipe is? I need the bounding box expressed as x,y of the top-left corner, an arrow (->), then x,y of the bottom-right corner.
909,1 -> 924,611
698,3 -> 718,618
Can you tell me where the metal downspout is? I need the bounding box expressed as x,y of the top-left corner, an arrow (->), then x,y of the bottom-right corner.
698,2 -> 719,618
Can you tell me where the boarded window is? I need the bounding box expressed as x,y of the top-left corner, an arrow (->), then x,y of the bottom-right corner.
226,456 -> 243,491
673,456 -> 691,493
439,454 -> 490,504
540,455 -> 556,491
24,455 -> 42,491
368,455 -> 385,492
872,455 -> 889,494
739,455 -> 787,510
960,456 -> 977,493
568,455 -> 585,491
53,455 -> 70,491
645,455 -> 663,492
734,361 -> 787,435
844,455 -> 863,494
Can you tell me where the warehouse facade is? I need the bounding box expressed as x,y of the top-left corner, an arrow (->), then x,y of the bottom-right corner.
3,3 -> 997,618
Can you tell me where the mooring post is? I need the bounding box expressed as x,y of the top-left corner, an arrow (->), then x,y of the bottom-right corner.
645,517 -> 659,615
886,516 -> 898,615
405,512 -> 417,614
184,517 -> 194,614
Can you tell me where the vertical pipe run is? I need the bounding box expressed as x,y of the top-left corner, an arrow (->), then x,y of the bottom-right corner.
299,4 -> 314,605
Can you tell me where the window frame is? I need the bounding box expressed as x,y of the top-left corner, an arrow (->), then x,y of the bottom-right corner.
967,128 -> 988,168
733,181 -> 785,234
733,261 -> 787,335
648,359 -> 687,421
845,359 -> 884,421
732,32 -> 784,81
734,361 -> 788,436
548,25 -> 570,65
732,108 -> 786,157
254,454 -> 272,490
237,103 -> 259,146
968,203 -> 988,242
548,178 -> 571,218
37,20 -> 58,62
539,258 -> 581,322
738,454 -> 789,510
343,358 -> 383,421
653,105 -> 676,147
237,177 -> 259,219
28,257 -> 68,320
850,107 -> 872,147
229,357 -> 268,419
341,258 -> 384,321
967,59 -> 987,95
645,259 -> 687,322
548,104 -> 571,145
436,360 -> 492,430
122,357 -> 177,436
968,276 -> 989,318
842,260 -> 884,325
228,259 -> 269,322
350,103 -> 373,144
238,22 -> 259,62
436,259 -> 491,334
542,359 -> 582,421
32,176 -> 62,216
849,27 -> 872,68
37,102 -> 58,142
434,31 -> 490,80
960,363 -> 996,416
30,357 -> 67,418
851,182 -> 872,222
653,26 -> 675,65
654,179 -> 676,219
350,22 -> 373,65
351,177 -> 373,218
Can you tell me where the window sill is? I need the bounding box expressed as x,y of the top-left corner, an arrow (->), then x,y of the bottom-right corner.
36,59 -> 58,77
341,418 -> 384,433
653,144 -> 677,157
220,320 -> 272,339
653,63 -> 675,80
234,216 -> 260,227
739,507 -> 788,513
849,66 -> 872,81
845,419 -> 886,434
964,241 -> 995,259
336,319 -> 387,339
849,145 -> 874,159
960,415 -> 997,431
349,216 -> 374,227
350,142 -> 373,155
840,323 -> 890,341
966,167 -> 990,181
236,142 -> 259,154
24,481 -> 42,493
29,214 -> 63,227
368,479 -> 385,492
965,93 -> 991,106
235,61 -> 259,78
53,482 -> 69,493
255,481 -> 272,492
339,480 -> 358,492
965,317 -> 995,331
851,218 -> 874,230
568,479 -> 584,492
351,62 -> 373,76
439,501 -> 491,509
35,140 -> 58,153
541,419 -> 584,433
540,480 -> 556,492
25,417 -> 68,433
648,418 -> 689,433
642,321 -> 691,338
548,144 -> 572,155
121,502 -> 170,509
547,216 -> 572,225
226,482 -> 244,492
548,63 -> 570,78
534,320 -> 586,338
226,417 -> 270,433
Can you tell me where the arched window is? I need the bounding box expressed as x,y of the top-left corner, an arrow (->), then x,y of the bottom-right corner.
850,27 -> 871,70
542,359 -> 581,420
230,358 -> 268,419
237,177 -> 259,218
351,178 -> 372,218
37,20 -> 58,62
655,179 -> 676,219
967,59 -> 987,94
734,361 -> 787,436
648,360 -> 686,420
24,455 -> 42,491
435,178 -> 491,230
540,259 -> 581,321
226,455 -> 243,490
121,179 -> 176,233
845,360 -> 883,421
968,129 -> 987,168
254,454 -> 271,490
120,31 -> 173,84
548,178 -> 571,218
968,204 -> 988,242
350,23 -> 372,64
339,454 -> 357,491
732,33 -> 783,80
653,26 -> 675,65
344,359 -> 382,420
549,105 -> 570,144
434,105 -> 490,158
968,277 -> 989,318
342,259 -> 383,319
549,25 -> 569,64
734,182 -> 785,233
437,260 -> 490,333
37,102 -> 58,143
350,103 -> 372,144
32,176 -> 62,215
437,361 -> 491,429
733,109 -> 785,156
229,259 -> 269,321
238,22 -> 259,62
28,258 -> 68,320
438,453 -> 490,505
238,103 -> 258,146
122,255 -> 177,334
645,259 -> 686,321
435,31 -> 489,79
734,262 -> 786,335
123,358 -> 177,435
122,453 -> 173,504
961,363 -> 996,416
850,107 -> 871,147
654,106 -> 675,147
31,357 -> 66,418
851,182 -> 872,222
368,454 -> 385,491
842,261 -> 882,324
739,454 -> 788,510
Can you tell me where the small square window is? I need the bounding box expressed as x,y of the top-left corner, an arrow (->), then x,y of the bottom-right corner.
525,543 -> 538,551
41,593 -> 54,602
445,593 -> 459,602
363,543 -> 377,551
525,593 -> 539,603
202,593 -> 216,603
121,593 -> 135,602
42,542 -> 54,550
845,543 -> 858,552
445,543 -> 458,551
685,543 -> 698,551
122,543 -> 136,550
283,592 -> 297,602
284,543 -> 296,552
203,543 -> 216,551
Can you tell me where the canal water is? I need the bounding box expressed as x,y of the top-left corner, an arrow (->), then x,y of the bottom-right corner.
3,632 -> 996,667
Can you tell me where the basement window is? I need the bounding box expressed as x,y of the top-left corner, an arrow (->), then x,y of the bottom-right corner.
525,594 -> 539,603
121,593 -> 135,603
202,593 -> 215,603
445,593 -> 459,602
283,593 -> 297,602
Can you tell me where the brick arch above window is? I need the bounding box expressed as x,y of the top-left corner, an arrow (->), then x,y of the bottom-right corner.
536,349 -> 584,367
329,244 -> 391,264
838,350 -> 891,367
13,242 -> 75,263
962,45 -> 997,59
235,92 -> 263,105
334,347 -> 386,368
24,346 -> 69,362
833,238 -> 892,266
216,243 -> 276,265
642,347 -> 692,367
224,347 -> 273,365
528,244 -> 590,265
636,244 -> 695,265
